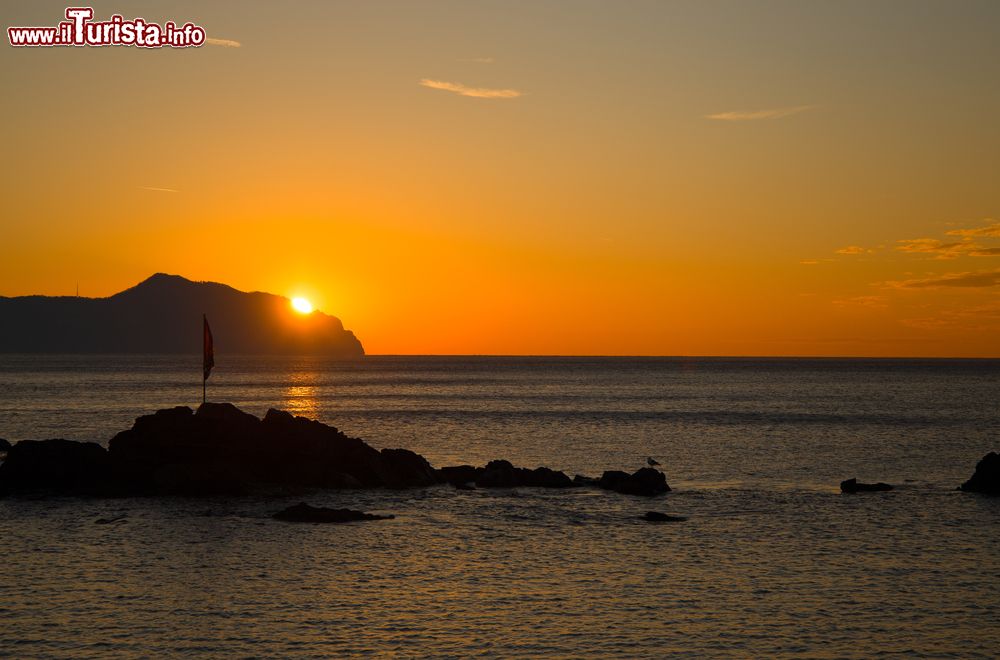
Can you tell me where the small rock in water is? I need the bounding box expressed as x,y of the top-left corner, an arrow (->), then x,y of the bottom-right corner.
599,468 -> 670,496
958,452 -> 1000,494
840,478 -> 893,493
641,511 -> 687,522
272,502 -> 395,524
451,481 -> 476,490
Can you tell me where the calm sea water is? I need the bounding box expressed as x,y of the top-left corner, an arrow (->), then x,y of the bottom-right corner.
1,356 -> 999,657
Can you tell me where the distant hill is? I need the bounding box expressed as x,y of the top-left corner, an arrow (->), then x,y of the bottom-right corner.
0,274 -> 364,357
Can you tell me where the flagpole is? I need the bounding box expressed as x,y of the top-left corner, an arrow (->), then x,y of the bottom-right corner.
202,313 -> 214,406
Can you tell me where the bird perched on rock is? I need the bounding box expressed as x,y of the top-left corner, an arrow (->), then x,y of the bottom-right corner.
646,456 -> 660,467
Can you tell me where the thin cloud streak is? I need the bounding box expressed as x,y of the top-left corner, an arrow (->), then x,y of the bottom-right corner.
419,79 -> 522,99
833,295 -> 887,309
206,38 -> 241,48
140,186 -> 179,193
946,220 -> 1000,238
836,245 -> 871,255
706,104 -> 817,121
885,268 -> 1000,289
897,237 -> 1000,260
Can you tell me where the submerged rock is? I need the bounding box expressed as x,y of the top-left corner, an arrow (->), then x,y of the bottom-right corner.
641,511 -> 687,522
272,502 -> 394,523
95,515 -> 128,525
959,452 -> 1000,494
840,478 -> 893,493
0,439 -> 110,496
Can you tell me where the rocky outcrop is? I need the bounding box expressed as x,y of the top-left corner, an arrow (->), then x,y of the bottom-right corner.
435,460 -> 575,489
378,448 -> 437,489
108,403 -> 439,494
959,452 -> 1000,494
0,438 -> 10,452
598,468 -> 670,496
273,502 -> 394,523
0,403 -> 441,496
0,403 -> 675,500
0,439 -> 110,495
840,478 -> 893,493
434,463 -> 668,495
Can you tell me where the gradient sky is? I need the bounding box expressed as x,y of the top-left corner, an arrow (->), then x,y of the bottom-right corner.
2,0 -> 999,356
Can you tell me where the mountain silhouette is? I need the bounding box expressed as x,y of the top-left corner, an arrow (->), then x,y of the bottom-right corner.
0,273 -> 364,357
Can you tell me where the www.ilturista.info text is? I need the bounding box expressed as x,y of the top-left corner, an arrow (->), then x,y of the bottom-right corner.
8,7 -> 207,48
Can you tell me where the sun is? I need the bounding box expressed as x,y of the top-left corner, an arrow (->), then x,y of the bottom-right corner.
291,297 -> 313,314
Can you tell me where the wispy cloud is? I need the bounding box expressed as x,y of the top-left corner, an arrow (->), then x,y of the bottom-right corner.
419,79 -> 522,99
833,295 -> 887,308
706,104 -> 816,121
945,220 -> 1000,238
140,186 -> 178,193
836,245 -> 872,255
205,37 -> 241,48
897,236 -> 1000,260
885,268 -> 1000,289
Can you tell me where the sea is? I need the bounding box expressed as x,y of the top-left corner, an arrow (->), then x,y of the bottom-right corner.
1,355 -> 998,658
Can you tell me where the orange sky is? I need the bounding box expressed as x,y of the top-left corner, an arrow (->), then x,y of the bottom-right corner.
2,1 -> 999,356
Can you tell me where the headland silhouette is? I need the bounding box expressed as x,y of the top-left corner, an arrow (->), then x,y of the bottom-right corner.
0,273 -> 364,357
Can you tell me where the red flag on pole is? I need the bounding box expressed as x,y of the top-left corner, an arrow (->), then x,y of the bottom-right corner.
203,314 -> 214,382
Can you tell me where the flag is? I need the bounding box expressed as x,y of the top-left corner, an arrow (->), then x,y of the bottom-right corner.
203,314 -> 214,381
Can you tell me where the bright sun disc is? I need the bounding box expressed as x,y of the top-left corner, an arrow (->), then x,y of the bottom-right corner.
291,297 -> 313,314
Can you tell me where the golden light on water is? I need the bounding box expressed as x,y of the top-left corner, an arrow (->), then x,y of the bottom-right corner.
291,297 -> 313,314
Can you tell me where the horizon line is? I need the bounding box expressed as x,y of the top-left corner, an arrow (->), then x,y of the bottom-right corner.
0,352 -> 997,360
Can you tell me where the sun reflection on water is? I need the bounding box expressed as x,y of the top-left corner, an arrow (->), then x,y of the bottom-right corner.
283,370 -> 319,418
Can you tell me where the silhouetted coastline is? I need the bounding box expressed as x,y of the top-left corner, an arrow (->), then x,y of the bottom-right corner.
0,403 -> 994,499
0,273 -> 364,357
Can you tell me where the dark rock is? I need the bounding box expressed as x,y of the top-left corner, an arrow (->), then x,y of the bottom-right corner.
95,515 -> 127,524
598,468 -> 670,496
452,481 -> 476,490
526,466 -> 574,488
272,502 -> 394,523
437,465 -> 478,485
473,460 -> 575,489
840,478 -> 893,493
103,403 -> 437,495
641,511 -> 687,522
0,438 -> 10,452
379,448 -> 437,489
599,470 -> 630,490
0,439 -> 110,495
476,459 -> 521,487
959,452 -> 1000,494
